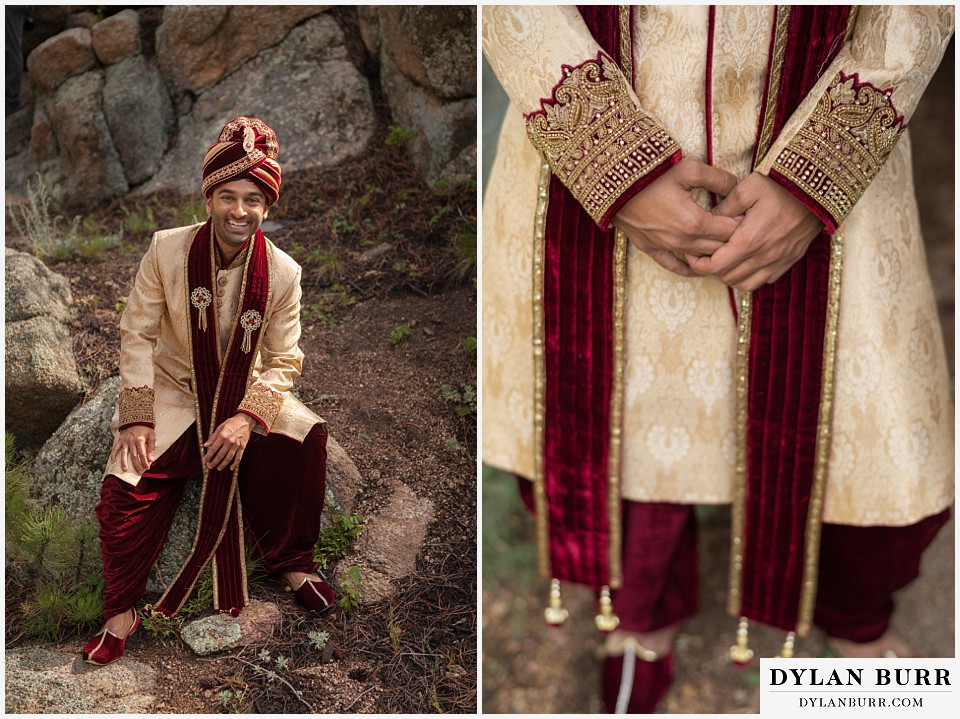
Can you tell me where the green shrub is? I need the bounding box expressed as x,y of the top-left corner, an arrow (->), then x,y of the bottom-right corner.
6,434 -> 105,639
338,565 -> 363,612
385,125 -> 413,148
313,514 -> 364,569
389,323 -> 412,345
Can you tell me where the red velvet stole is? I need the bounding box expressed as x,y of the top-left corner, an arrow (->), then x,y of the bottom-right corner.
536,6 -> 629,588
739,5 -> 851,632
155,219 -> 270,615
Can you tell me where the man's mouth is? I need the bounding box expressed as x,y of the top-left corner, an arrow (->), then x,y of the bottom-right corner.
225,219 -> 249,232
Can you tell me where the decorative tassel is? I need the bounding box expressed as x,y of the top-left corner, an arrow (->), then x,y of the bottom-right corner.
780,631 -> 796,658
595,585 -> 620,633
729,617 -> 754,666
544,578 -> 569,626
190,287 -> 212,332
239,309 -> 262,354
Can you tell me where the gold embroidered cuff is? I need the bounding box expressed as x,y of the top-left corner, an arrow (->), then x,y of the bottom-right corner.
237,382 -> 284,432
525,52 -> 681,229
770,72 -> 905,230
118,385 -> 155,427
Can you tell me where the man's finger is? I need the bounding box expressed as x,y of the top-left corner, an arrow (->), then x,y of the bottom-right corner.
677,159 -> 739,198
651,250 -> 698,278
218,448 -> 238,471
147,431 -> 156,463
206,445 -> 227,469
693,210 -> 741,243
713,184 -> 753,218
120,445 -> 128,472
677,237 -> 728,256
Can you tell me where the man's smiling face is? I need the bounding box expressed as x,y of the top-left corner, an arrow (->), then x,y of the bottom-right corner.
206,178 -> 267,247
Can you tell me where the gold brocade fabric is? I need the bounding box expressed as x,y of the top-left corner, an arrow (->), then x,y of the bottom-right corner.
481,5 -> 954,526
105,224 -> 324,486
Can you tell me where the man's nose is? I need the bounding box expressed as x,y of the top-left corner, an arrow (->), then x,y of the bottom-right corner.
228,200 -> 246,217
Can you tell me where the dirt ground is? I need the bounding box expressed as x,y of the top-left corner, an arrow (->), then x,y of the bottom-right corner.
481,39 -> 955,716
6,140 -> 477,712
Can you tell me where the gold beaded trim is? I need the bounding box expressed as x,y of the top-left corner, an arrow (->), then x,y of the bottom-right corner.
532,162 -> 551,579
772,72 -> 905,227
797,228 -> 844,635
525,52 -> 680,226
118,385 -> 155,426
237,381 -> 284,431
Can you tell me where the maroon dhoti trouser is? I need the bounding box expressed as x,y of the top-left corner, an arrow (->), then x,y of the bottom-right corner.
516,478 -> 949,642
96,423 -> 327,621
611,501 -> 950,642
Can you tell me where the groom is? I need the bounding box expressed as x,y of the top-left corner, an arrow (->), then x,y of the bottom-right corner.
84,116 -> 335,666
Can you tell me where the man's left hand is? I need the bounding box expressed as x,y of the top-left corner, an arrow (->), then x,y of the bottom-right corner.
203,413 -> 257,471
686,172 -> 823,291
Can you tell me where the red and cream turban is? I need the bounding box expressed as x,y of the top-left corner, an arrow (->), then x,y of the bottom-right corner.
201,116 -> 282,206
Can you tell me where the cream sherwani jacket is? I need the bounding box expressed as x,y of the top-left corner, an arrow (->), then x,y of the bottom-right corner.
482,5 -> 954,525
104,223 -> 323,485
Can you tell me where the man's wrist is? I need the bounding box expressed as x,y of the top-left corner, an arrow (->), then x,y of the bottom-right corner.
235,412 -> 258,430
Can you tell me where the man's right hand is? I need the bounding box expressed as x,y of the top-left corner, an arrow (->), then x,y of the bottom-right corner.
110,425 -> 156,474
612,157 -> 741,277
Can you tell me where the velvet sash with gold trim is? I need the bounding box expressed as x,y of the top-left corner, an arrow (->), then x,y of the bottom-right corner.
536,5 -> 853,634
154,219 -> 271,616
731,5 -> 851,635
534,5 -> 643,591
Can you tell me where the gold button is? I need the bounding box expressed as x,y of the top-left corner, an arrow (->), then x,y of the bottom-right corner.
216,288 -> 225,297
216,299 -> 222,308
218,277 -> 228,286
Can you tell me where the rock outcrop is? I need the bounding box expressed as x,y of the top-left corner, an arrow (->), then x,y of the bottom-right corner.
341,482 -> 435,602
102,55 -> 176,185
5,248 -> 83,449
156,5 -> 326,95
90,9 -> 141,66
25,27 -> 96,91
48,69 -> 130,205
374,6 -> 477,184
181,601 -> 281,655
5,647 -> 157,714
8,7 -> 475,208
144,14 -> 375,197
31,377 -> 362,588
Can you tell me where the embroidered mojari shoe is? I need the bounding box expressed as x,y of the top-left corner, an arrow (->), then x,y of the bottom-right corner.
82,609 -> 140,666
288,576 -> 336,613
600,635 -> 673,714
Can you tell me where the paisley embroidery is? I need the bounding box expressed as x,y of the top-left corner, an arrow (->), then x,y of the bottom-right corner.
684,358 -> 731,412
869,238 -> 901,307
771,72 -> 905,226
647,278 -> 696,334
645,425 -> 691,469
525,52 -> 680,225
886,420 -> 930,472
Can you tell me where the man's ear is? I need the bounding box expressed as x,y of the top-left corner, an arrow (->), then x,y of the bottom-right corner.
205,195 -> 213,215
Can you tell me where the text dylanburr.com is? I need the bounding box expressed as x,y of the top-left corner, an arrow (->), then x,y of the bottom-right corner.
760,659 -> 957,718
